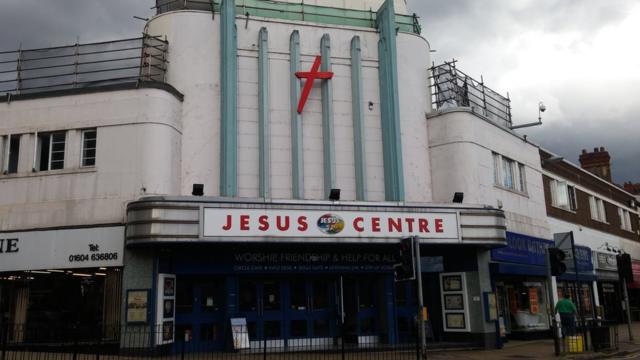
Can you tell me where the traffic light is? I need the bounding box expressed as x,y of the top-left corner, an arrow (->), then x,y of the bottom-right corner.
394,237 -> 415,281
548,248 -> 567,276
617,253 -> 634,283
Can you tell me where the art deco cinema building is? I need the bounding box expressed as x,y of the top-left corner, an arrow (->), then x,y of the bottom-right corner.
0,0 -> 562,351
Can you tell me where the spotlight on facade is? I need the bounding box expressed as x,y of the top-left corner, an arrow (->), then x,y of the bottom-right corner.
329,188 -> 341,201
452,192 -> 464,203
192,184 -> 204,196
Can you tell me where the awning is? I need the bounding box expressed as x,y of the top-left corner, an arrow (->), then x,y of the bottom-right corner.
490,262 -> 547,277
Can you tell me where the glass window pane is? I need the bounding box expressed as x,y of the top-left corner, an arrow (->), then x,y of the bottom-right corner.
290,279 -> 306,310
264,320 -> 280,338
52,143 -> 65,152
8,135 -> 20,174
291,320 -> 307,337
358,282 -> 374,308
314,319 -> 329,337
311,280 -> 328,310
50,161 -> 64,170
263,281 -> 280,311
176,278 -> 194,314
201,283 -> 223,312
239,279 -> 257,312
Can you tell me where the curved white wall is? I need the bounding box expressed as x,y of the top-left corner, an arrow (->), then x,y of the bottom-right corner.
148,10 -> 433,203
397,33 -> 432,202
147,12 -> 221,197
0,88 -> 183,230
428,110 -> 550,239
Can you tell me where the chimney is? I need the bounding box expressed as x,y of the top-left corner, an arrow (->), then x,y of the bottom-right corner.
624,181 -> 640,195
579,146 -> 612,182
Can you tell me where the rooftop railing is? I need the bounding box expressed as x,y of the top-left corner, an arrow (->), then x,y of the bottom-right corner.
153,0 -> 421,34
429,61 -> 512,128
0,35 -> 168,96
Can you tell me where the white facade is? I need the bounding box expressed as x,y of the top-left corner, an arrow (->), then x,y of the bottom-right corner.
0,88 -> 182,230
145,10 -> 432,202
427,108 -> 550,239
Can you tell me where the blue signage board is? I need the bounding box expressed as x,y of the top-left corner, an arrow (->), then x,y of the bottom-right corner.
491,232 -> 554,266
573,245 -> 593,273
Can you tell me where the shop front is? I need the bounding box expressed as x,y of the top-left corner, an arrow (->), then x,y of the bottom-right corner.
593,251 -> 621,322
490,232 -> 553,339
556,245 -> 596,320
628,260 -> 640,320
123,198 -> 507,351
0,226 -> 124,342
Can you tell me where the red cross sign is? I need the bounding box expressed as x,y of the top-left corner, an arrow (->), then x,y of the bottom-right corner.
295,55 -> 333,114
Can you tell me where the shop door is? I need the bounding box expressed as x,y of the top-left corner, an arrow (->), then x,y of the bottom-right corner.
599,283 -> 620,322
288,278 -> 336,346
175,278 -> 226,351
238,278 -> 285,346
342,276 -> 379,343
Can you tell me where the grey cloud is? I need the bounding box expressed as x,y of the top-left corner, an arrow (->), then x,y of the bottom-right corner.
524,121 -> 639,185
0,0 -> 154,50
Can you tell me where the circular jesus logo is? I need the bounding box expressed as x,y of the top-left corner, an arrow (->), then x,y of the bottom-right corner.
317,213 -> 345,235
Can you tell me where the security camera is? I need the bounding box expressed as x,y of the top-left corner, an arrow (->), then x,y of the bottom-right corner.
538,102 -> 546,112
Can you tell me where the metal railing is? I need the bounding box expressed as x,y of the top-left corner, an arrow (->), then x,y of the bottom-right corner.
153,0 -> 421,35
0,323 -> 422,360
429,60 -> 512,128
0,35 -> 168,96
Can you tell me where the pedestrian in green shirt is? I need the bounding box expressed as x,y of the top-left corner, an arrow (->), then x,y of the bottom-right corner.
555,294 -> 577,336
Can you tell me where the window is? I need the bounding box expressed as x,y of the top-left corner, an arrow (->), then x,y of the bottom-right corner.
518,164 -> 527,193
492,152 -> 527,193
550,179 -> 577,211
81,129 -> 97,167
37,132 -> 66,171
2,135 -> 21,174
619,208 -> 632,231
589,196 -> 607,222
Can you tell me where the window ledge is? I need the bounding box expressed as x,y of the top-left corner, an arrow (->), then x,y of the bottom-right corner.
551,205 -> 577,214
0,167 -> 96,179
493,184 -> 529,198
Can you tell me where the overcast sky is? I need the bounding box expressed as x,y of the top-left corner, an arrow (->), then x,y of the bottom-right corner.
0,0 -> 638,184
407,0 -> 640,185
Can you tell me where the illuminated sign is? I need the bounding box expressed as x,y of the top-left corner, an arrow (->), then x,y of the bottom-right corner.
203,208 -> 459,240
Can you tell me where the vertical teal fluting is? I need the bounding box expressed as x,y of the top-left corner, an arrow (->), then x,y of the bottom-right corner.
258,27 -> 270,198
220,0 -> 238,196
320,34 -> 336,199
376,0 -> 404,201
290,30 -> 304,199
350,36 -> 367,201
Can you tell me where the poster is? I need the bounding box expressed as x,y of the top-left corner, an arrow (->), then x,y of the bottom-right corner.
529,288 -> 539,314
164,277 -> 175,297
444,294 -> 464,310
230,318 -> 250,349
163,299 -> 174,318
445,313 -> 466,329
126,290 -> 148,324
442,275 -> 462,291
163,321 -> 174,342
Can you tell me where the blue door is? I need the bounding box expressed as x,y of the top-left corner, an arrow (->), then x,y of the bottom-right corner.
175,277 -> 226,352
238,278 -> 285,346
287,277 -> 337,347
342,276 -> 380,343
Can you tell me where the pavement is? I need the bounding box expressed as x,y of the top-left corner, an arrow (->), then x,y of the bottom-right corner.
427,322 -> 640,360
